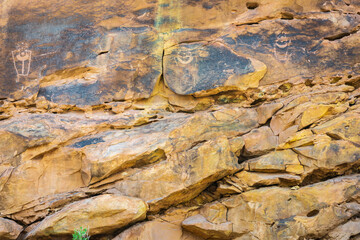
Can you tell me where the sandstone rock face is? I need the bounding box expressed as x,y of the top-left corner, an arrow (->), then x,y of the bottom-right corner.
183,175 -> 360,240
0,218 -> 23,240
0,0 -> 359,239
115,136 -> 239,212
242,126 -> 278,156
26,194 -> 147,239
113,220 -> 203,240
164,42 -> 266,96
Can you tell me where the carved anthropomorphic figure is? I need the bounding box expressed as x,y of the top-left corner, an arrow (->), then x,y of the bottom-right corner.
12,42 -> 32,81
274,32 -> 292,62
171,46 -> 206,94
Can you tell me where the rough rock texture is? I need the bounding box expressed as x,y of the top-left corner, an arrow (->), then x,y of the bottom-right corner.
0,0 -> 360,239
25,194 -> 147,239
113,220 -> 203,240
163,42 -> 267,96
0,218 -> 23,240
182,175 -> 360,239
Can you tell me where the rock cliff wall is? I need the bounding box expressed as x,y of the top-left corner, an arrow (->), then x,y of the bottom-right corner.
0,0 -> 360,239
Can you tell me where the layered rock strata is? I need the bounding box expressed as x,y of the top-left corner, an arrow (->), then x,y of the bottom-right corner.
0,0 -> 359,239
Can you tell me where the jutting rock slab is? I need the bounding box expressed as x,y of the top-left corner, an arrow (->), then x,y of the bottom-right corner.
26,194 -> 147,239
0,218 -> 23,240
115,136 -> 240,212
182,175 -> 360,240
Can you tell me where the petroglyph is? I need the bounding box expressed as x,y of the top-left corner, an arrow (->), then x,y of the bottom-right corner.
12,42 -> 32,81
176,52 -> 194,65
274,32 -> 292,62
175,47 -> 209,65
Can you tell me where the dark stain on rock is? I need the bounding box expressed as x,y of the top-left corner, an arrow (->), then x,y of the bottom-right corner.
72,137 -> 105,148
164,43 -> 254,95
329,143 -> 340,154
157,16 -> 179,26
273,215 -> 296,232
344,185 -> 360,199
202,2 -> 216,9
38,80 -> 104,106
185,0 -> 202,7
159,3 -> 170,8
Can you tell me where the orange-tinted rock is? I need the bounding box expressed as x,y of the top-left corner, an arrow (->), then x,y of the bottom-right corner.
270,104 -> 308,135
327,218 -> 360,240
113,220 -> 203,240
242,126 -> 278,156
277,129 -> 315,149
229,136 -> 245,157
278,125 -> 299,144
256,102 -> 283,125
0,107 -> 258,222
313,113 -> 360,144
1,0 -> 360,239
0,111 -> 159,217
184,175 -> 360,240
115,137 -> 239,212
244,149 -> 300,173
168,107 -> 259,153
182,214 -> 233,239
294,139 -> 360,180
299,104 -> 331,129
0,218 -> 23,240
235,171 -> 301,187
270,92 -> 350,135
26,194 -> 147,239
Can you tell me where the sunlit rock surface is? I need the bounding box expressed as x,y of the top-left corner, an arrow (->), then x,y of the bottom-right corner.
0,218 -> 23,240
0,0 -> 359,239
26,194 -> 147,239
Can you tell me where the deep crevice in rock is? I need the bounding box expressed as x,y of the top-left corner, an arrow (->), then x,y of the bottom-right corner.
97,50 -> 109,55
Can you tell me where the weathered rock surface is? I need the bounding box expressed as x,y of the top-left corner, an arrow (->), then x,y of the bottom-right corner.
183,175 -> 360,240
0,218 -> 23,240
0,106 -> 258,224
26,194 -> 147,239
113,220 -> 203,240
182,214 -> 233,239
115,136 -> 239,212
0,111 -> 157,219
242,126 -> 278,156
164,42 -> 266,96
0,0 -> 359,239
327,218 -> 360,240
1,0 -> 359,105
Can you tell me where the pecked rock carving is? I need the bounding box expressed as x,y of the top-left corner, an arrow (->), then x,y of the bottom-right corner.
164,42 -> 267,96
12,42 -> 32,81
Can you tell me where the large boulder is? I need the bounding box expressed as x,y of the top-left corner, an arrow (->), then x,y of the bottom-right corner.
115,136 -> 240,212
26,194 -> 147,239
0,218 -> 23,240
